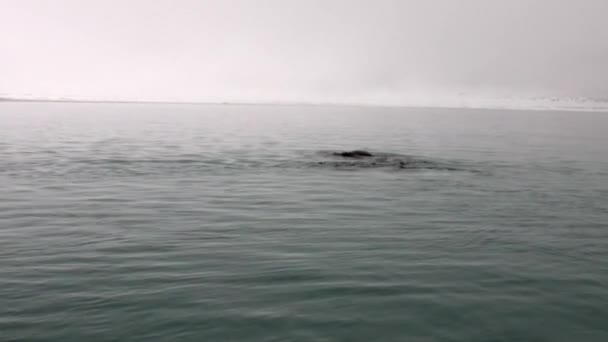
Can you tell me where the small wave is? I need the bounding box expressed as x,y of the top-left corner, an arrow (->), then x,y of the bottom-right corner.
79,158 -> 204,165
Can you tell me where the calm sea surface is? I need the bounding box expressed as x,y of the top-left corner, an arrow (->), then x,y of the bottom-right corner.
1,102 -> 608,341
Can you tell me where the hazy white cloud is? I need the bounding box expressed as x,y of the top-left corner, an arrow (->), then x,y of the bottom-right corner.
1,0 -> 607,104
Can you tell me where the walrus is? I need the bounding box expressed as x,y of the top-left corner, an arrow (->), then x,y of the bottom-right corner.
333,150 -> 373,158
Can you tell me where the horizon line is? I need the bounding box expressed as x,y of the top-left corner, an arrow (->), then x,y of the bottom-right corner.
1,96 -> 607,113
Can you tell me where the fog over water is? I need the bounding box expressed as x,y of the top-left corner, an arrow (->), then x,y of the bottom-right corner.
1,0 -> 608,106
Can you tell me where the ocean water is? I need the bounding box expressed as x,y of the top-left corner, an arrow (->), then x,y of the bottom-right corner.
1,102 -> 607,342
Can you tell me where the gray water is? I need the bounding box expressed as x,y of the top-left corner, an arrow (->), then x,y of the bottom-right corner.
1,102 -> 608,342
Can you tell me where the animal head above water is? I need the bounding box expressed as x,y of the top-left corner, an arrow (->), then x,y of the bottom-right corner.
333,150 -> 373,158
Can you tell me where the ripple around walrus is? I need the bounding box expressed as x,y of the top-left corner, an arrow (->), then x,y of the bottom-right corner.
0,150 -> 483,179
300,150 -> 480,172
70,152 -> 467,172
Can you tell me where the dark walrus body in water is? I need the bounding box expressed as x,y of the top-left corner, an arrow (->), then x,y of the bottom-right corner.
313,150 -> 469,172
333,150 -> 374,158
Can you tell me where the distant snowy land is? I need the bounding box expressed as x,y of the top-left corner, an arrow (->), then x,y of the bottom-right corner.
2,93 -> 607,112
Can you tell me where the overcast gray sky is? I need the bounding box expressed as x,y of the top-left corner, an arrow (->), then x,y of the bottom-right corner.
1,0 -> 607,104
